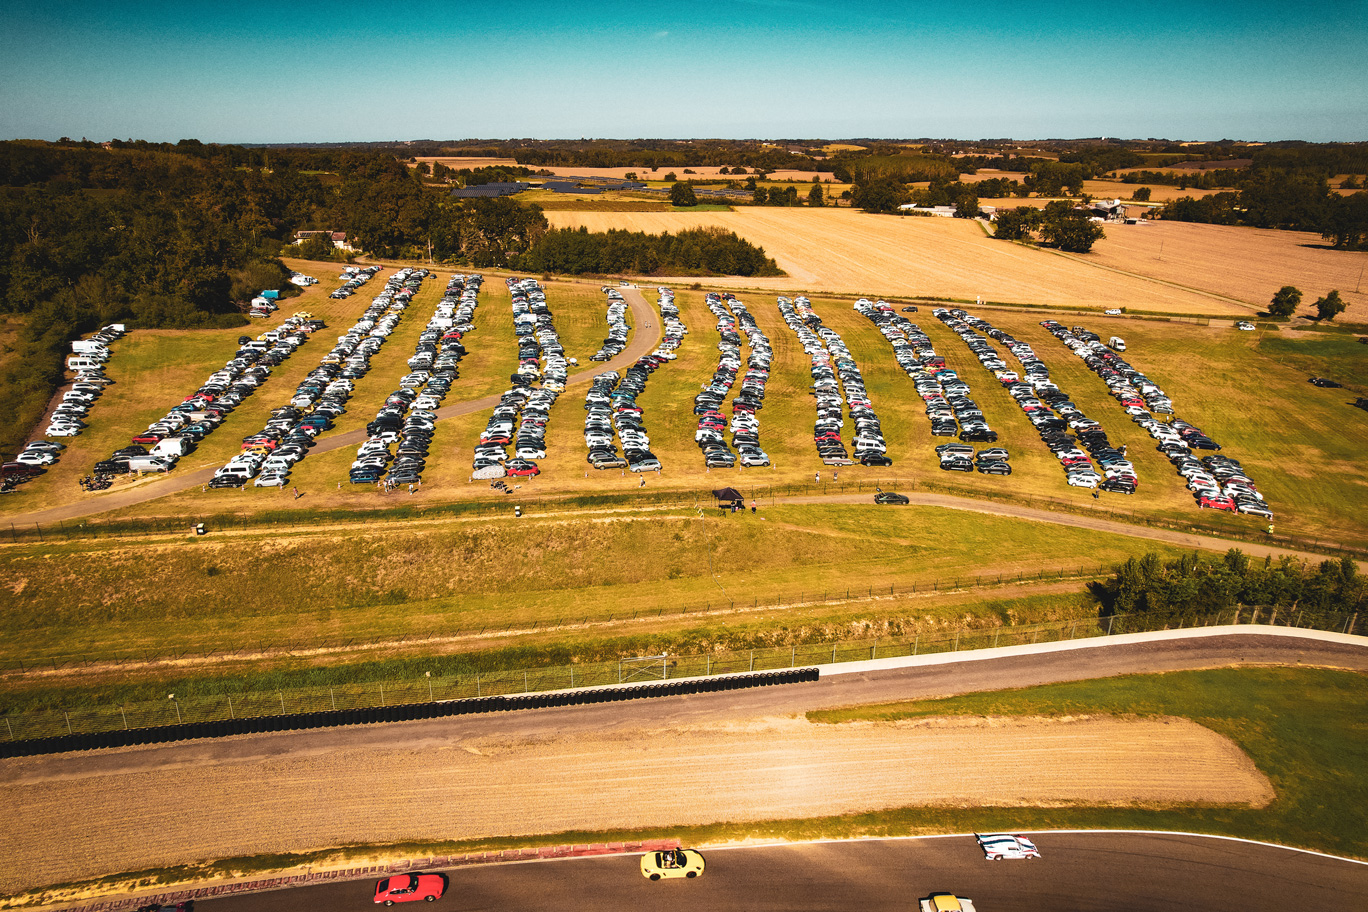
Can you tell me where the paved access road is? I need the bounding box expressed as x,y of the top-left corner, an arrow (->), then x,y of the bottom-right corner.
198,833 -> 1368,912
2,286 -> 662,526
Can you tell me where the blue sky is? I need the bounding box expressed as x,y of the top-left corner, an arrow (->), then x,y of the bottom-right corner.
3,0 -> 1365,142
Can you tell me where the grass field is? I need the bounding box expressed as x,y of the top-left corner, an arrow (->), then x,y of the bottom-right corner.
5,274 -> 1366,542
0,504 -> 1158,677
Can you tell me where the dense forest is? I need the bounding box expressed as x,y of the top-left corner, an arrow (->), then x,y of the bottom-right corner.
0,140 -> 555,451
1100,550 -> 1365,632
518,226 -> 782,277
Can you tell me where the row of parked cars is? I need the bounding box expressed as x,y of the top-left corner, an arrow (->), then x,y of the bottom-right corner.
694,293 -> 772,469
95,318 -> 323,482
209,271 -> 421,488
328,265 -> 382,299
1043,321 -> 1266,513
472,279 -> 568,479
351,274 -> 480,487
590,287 -> 631,362
780,296 -> 888,467
940,309 -> 1131,491
44,325 -> 127,440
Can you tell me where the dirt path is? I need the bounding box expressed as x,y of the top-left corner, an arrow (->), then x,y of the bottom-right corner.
1,288 -> 662,527
0,714 -> 1270,893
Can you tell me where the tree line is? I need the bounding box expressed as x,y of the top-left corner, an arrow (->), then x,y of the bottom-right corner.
1158,176 -> 1368,249
517,226 -> 783,278
1098,549 -> 1365,631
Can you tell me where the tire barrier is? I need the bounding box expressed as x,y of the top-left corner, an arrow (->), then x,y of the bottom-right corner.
0,667 -> 820,759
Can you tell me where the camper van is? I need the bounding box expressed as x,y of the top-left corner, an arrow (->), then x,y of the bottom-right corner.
1108,336 -> 1127,352
66,355 -> 104,371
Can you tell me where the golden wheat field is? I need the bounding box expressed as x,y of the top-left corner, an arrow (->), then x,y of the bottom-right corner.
546,208 -> 1274,313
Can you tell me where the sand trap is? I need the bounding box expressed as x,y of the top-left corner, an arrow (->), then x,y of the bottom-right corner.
0,714 -> 1270,892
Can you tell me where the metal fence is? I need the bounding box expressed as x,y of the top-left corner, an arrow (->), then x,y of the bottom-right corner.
2,607 -> 1359,743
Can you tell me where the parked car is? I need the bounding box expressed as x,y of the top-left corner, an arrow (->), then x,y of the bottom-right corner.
640,848 -> 705,880
874,491 -> 910,505
374,873 -> 446,904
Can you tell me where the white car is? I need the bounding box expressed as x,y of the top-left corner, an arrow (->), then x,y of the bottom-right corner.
1237,321 -> 1256,331
1104,308 -> 1122,315
640,848 -> 704,880
977,833 -> 1041,860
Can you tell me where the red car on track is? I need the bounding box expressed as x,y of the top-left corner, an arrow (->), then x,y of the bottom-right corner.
374,873 -> 446,905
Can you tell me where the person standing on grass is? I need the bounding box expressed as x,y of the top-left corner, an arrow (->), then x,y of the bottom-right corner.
815,471 -> 820,483
639,476 -> 645,487
751,500 -> 757,514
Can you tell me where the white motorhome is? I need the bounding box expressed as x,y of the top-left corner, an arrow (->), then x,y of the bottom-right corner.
66,356 -> 103,371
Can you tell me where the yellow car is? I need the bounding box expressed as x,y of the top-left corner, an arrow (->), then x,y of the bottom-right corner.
640,848 -> 705,880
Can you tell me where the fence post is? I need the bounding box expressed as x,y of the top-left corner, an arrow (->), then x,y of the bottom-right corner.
121,705 -> 129,729
279,692 -> 286,714
329,688 -> 335,711
380,682 -> 385,706
749,650 -> 754,672
5,717 -> 11,740
913,634 -> 918,656
1106,616 -> 1115,635
64,711 -> 71,735
228,696 -> 234,719
953,632 -> 959,652
791,645 -> 796,667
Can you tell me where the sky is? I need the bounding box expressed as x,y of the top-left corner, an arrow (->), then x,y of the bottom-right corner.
3,0 -> 1366,143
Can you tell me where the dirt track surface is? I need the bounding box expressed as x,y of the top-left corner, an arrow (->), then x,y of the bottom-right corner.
0,714 -> 1269,893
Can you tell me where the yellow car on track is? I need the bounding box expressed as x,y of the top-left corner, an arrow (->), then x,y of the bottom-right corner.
640,848 -> 705,880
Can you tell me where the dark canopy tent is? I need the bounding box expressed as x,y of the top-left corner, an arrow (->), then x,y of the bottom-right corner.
711,487 -> 744,507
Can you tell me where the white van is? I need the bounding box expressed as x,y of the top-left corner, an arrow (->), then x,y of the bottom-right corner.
67,356 -> 103,371
1109,336 -> 1126,352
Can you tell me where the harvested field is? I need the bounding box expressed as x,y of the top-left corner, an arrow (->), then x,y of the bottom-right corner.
0,714 -> 1269,892
1080,220 -> 1368,322
546,209 -> 1254,313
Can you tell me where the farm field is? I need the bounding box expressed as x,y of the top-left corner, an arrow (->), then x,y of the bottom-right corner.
544,208 -> 1263,313
1074,221 -> 1368,323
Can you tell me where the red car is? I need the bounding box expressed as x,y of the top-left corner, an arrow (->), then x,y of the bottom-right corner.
374,873 -> 446,905
1197,493 -> 1237,512
505,460 -> 541,477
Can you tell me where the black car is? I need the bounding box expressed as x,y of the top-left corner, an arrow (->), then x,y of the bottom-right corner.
858,453 -> 894,466
940,458 -> 974,472
1309,377 -> 1342,388
976,460 -> 1012,475
1100,477 -> 1137,494
874,491 -> 910,504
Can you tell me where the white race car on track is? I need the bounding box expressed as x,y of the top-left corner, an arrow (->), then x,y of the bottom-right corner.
976,833 -> 1041,860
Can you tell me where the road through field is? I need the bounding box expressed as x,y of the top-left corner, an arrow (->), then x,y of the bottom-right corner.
0,286 -> 663,527
5,630 -> 1359,895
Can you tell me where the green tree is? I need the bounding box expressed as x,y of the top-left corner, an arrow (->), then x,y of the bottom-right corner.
296,232 -> 337,261
751,186 -> 769,205
807,183 -> 824,207
1039,206 -> 1105,252
954,190 -> 981,218
1132,186 -> 1152,201
1268,285 -> 1302,317
992,206 -> 1042,241
1314,290 -> 1346,321
670,182 -> 698,207
663,172 -> 677,182
851,176 -> 909,213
